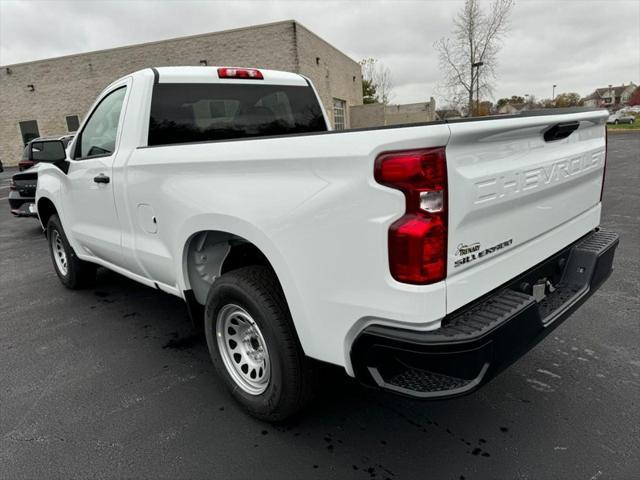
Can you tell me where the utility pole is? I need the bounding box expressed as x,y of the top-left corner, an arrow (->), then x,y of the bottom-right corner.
472,61 -> 484,116
552,84 -> 557,100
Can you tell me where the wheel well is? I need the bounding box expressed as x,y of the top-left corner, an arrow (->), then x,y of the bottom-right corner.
221,242 -> 270,275
37,197 -> 57,231
185,231 -> 272,305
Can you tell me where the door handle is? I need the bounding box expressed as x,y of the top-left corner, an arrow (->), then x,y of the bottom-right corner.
93,174 -> 110,184
543,121 -> 579,142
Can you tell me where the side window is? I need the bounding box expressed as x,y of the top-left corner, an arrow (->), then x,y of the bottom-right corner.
75,87 -> 126,159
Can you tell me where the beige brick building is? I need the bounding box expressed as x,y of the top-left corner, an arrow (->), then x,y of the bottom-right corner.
350,99 -> 437,128
0,20 -> 363,166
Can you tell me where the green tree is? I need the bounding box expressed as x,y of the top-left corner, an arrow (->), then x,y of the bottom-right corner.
362,79 -> 378,104
539,98 -> 556,109
496,98 -> 509,109
496,95 -> 524,109
554,92 -> 582,107
360,58 -> 394,104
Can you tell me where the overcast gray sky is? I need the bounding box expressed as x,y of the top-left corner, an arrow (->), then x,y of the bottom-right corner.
1,0 -> 639,104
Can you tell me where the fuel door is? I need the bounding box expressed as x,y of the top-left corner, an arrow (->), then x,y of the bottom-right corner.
137,203 -> 158,234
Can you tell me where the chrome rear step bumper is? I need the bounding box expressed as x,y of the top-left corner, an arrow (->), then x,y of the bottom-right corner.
350,229 -> 619,399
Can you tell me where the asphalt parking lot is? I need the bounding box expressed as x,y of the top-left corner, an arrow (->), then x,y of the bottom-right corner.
1,132 -> 638,480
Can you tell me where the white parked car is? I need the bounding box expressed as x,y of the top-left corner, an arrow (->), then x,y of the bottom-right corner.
36,66 -> 618,420
607,111 -> 635,124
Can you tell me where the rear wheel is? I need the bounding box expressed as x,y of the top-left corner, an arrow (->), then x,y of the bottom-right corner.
614,119 -> 619,124
47,214 -> 96,289
204,266 -> 315,421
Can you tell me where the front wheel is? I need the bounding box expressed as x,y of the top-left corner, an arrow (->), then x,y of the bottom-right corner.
47,214 -> 96,289
204,266 -> 316,421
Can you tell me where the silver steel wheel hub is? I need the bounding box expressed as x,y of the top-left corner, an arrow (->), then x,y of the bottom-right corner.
51,230 -> 68,276
216,304 -> 270,395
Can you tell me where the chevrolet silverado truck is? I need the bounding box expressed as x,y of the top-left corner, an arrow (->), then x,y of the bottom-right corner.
36,66 -> 619,421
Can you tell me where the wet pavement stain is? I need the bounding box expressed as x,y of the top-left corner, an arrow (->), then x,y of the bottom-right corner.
161,334 -> 200,350
379,402 -> 494,459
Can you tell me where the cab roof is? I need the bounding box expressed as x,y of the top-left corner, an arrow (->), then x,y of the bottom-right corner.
150,66 -> 309,87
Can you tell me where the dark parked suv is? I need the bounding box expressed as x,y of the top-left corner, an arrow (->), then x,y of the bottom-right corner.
18,135 -> 74,171
9,136 -> 70,217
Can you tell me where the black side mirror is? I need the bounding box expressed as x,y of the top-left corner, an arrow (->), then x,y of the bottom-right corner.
31,140 -> 67,162
31,140 -> 69,173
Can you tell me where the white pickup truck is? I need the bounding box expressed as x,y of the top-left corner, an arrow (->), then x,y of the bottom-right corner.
36,66 -> 618,420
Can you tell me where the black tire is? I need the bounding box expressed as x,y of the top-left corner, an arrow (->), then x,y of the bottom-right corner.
47,214 -> 96,289
204,266 -> 315,421
614,119 -> 619,125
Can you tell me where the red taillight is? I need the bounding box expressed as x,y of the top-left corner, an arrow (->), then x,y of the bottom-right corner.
600,128 -> 608,201
375,147 -> 448,284
217,67 -> 263,80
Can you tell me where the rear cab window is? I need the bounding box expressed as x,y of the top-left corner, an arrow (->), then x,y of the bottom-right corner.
148,83 -> 327,146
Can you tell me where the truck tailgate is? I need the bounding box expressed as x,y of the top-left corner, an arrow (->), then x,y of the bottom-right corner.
445,109 -> 608,313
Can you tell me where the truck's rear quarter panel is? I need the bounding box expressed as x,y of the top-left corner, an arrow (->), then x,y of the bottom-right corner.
128,123 -> 451,368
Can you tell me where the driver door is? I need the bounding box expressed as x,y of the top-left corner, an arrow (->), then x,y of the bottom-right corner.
64,83 -> 129,267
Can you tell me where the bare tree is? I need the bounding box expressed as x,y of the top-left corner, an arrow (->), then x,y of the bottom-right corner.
360,58 -> 394,105
435,0 -> 514,116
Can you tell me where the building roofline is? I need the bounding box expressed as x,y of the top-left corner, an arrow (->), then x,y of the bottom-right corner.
292,21 -> 360,68
591,82 -> 637,94
1,19 -> 299,69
